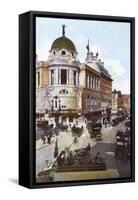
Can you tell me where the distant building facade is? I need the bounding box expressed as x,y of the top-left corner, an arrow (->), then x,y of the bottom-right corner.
112,89 -> 130,113
112,89 -> 119,113
118,94 -> 130,111
36,26 -> 112,126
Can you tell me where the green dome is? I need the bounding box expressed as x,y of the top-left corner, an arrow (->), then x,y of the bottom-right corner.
51,36 -> 77,52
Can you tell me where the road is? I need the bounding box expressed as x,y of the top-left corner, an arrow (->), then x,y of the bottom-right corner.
36,119 -> 131,179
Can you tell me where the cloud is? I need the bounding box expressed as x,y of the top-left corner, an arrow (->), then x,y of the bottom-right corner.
104,59 -> 126,78
37,43 -> 51,61
112,79 -> 130,94
104,59 -> 130,94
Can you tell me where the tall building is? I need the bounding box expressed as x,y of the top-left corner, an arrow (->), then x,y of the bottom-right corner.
36,26 -> 112,126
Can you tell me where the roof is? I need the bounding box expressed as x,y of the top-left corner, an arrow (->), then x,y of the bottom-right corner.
97,62 -> 112,80
50,36 -> 77,53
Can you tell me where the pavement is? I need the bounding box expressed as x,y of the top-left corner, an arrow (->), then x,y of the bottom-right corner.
36,138 -> 55,151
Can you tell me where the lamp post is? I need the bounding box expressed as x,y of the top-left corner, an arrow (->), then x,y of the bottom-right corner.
59,99 -> 61,112
51,99 -> 54,114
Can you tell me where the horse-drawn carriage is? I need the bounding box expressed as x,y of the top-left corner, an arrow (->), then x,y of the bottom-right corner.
112,112 -> 128,127
56,123 -> 68,132
115,129 -> 131,160
71,126 -> 83,137
125,120 -> 131,129
56,148 -> 106,172
37,146 -> 106,182
87,122 -> 102,141
112,118 -> 120,126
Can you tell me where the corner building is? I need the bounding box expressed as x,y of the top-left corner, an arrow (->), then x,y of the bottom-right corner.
36,26 -> 112,127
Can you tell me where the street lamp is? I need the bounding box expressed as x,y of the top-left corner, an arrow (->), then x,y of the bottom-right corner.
51,99 -> 54,114
59,99 -> 61,112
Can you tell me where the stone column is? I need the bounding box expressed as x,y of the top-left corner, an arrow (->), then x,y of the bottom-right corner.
98,80 -> 101,91
93,78 -> 95,89
58,69 -> 61,84
67,69 -> 69,84
68,69 -> 69,84
70,70 -> 73,84
87,75 -> 89,88
55,68 -> 58,84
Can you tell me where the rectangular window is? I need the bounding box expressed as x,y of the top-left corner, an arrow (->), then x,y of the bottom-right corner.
95,79 -> 97,90
51,70 -> 54,85
61,69 -> 67,84
86,75 -> 88,87
93,78 -> 95,89
74,71 -> 76,85
92,77 -> 93,89
89,76 -> 91,88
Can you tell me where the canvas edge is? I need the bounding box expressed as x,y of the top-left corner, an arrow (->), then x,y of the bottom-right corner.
19,10 -> 135,189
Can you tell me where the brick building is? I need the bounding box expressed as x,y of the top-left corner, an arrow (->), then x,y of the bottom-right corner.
112,89 -> 130,113
118,94 -> 130,111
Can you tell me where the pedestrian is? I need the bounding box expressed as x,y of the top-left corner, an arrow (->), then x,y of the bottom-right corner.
86,143 -> 91,152
41,134 -> 46,144
55,139 -> 58,147
55,134 -> 58,141
95,152 -> 101,163
105,119 -> 108,128
47,135 -> 51,144
103,116 -> 105,126
54,145 -> 58,158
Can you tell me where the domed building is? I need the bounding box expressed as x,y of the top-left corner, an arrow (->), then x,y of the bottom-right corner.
36,25 -> 112,127
43,25 -> 81,126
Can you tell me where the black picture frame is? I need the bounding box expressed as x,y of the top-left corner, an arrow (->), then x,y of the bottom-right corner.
19,10 -> 135,189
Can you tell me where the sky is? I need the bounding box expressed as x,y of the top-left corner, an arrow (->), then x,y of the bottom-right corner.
36,17 -> 130,94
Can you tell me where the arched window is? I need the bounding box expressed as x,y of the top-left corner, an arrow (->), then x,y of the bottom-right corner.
93,78 -> 95,89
